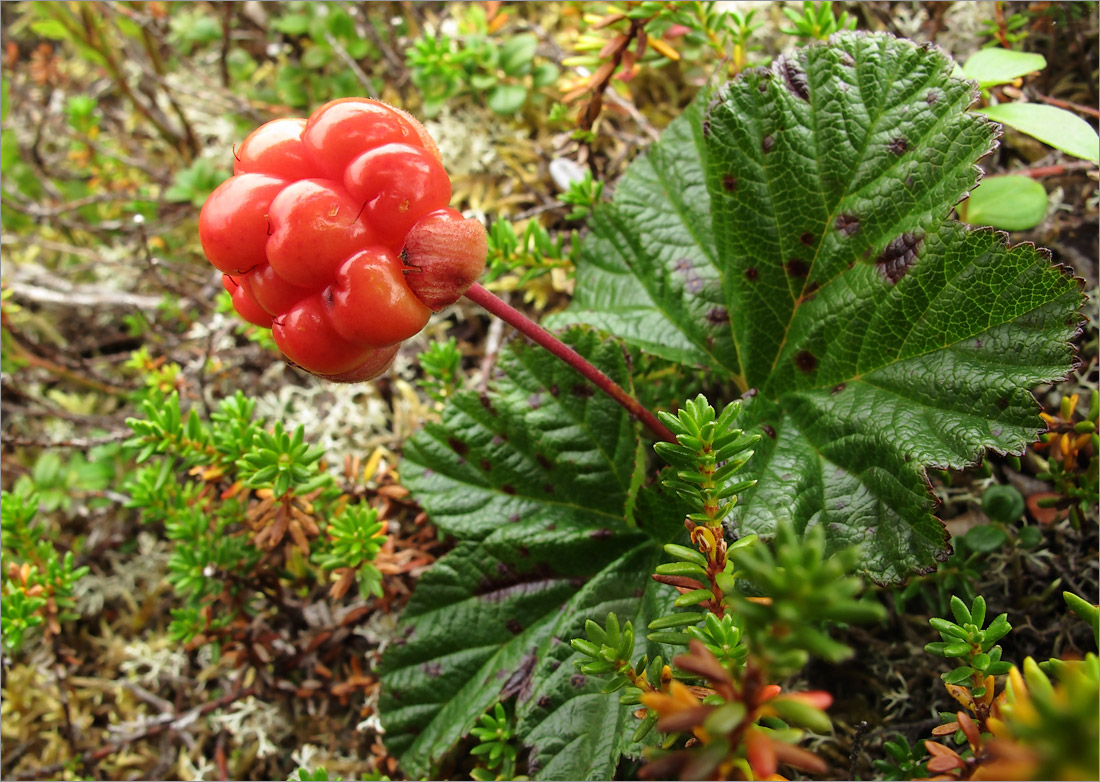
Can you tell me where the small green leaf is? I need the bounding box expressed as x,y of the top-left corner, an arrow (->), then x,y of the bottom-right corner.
943,666 -> 975,685
499,34 -> 538,76
962,48 -> 1046,88
648,612 -> 706,629
647,630 -> 691,645
979,103 -> 1100,162
1063,591 -> 1099,649
654,561 -> 708,578
924,641 -> 950,656
488,84 -> 528,115
532,62 -> 560,88
470,73 -> 498,90
29,19 -> 71,40
964,523 -> 1009,554
571,638 -> 601,658
770,696 -> 831,733
1017,525 -> 1042,548
961,175 -> 1047,231
930,617 -> 968,639
981,484 -> 1026,523
663,544 -> 707,568
1,130 -> 19,174
703,701 -> 747,734
970,595 -> 987,630
950,595 -> 973,626
674,588 -> 714,607
944,641 -> 972,657
272,13 -> 310,35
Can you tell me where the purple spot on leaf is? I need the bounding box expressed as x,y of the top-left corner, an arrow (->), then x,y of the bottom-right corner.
785,258 -> 809,277
706,307 -> 730,325
887,136 -> 908,155
875,232 -> 923,283
795,350 -> 817,372
776,55 -> 810,101
835,214 -> 860,236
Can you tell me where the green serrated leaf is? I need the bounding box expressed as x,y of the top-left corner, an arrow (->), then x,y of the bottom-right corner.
399,328 -> 644,542
549,32 -> 1083,583
382,328 -> 689,778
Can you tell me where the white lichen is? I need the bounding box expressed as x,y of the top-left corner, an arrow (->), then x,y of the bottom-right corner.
208,694 -> 286,759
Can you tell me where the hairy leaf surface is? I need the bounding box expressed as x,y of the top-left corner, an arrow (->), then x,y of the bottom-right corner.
550,33 -> 1083,581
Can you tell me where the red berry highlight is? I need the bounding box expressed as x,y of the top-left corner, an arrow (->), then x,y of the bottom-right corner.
200,174 -> 286,275
328,248 -> 431,347
234,118 -> 318,179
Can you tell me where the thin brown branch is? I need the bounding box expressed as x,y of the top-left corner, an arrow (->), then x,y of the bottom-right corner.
1,432 -> 131,449
1034,92 -> 1100,119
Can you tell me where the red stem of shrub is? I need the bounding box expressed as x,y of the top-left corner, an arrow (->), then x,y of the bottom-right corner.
464,283 -> 677,444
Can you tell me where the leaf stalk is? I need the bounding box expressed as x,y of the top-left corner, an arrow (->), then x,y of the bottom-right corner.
464,283 -> 676,443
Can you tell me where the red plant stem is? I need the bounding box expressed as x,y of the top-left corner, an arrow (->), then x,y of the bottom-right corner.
464,283 -> 677,444
1035,93 -> 1100,119
1018,161 -> 1097,178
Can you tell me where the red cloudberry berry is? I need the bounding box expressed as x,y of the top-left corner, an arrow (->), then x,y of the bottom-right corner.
198,98 -> 486,382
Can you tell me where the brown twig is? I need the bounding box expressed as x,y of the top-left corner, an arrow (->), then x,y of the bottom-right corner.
50,638 -> 87,779
1015,161 -> 1097,178
1034,92 -> 1100,119
0,432 -> 131,449
72,4 -> 188,158
576,17 -> 648,132
463,283 -> 676,443
220,2 -> 233,88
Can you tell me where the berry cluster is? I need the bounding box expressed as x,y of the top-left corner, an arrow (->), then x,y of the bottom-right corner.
200,98 -> 485,382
